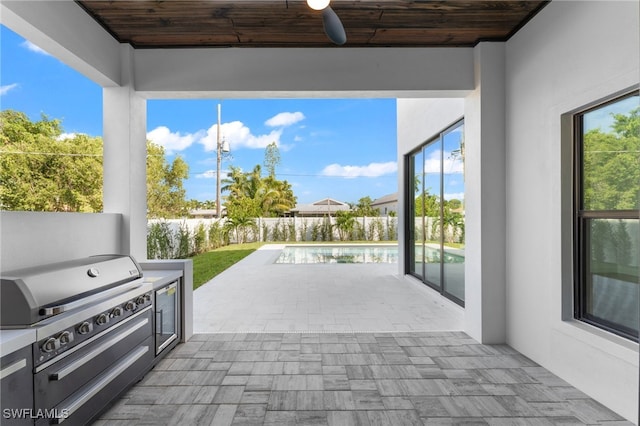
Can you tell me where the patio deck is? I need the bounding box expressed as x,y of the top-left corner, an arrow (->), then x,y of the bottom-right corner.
192,244 -> 464,333
96,245 -> 633,425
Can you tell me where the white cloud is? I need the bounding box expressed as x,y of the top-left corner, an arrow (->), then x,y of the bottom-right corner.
196,170 -> 216,179
444,192 -> 465,201
424,149 -> 464,174
265,112 -> 305,127
148,119 -> 289,155
21,40 -> 51,56
0,83 -> 19,96
321,161 -> 397,178
294,135 -> 303,142
196,170 -> 228,180
199,121 -> 282,151
56,133 -> 77,141
147,126 -> 204,154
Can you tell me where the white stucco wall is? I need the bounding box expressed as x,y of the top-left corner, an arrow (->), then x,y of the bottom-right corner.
0,211 -> 123,271
504,0 -> 639,421
134,48 -> 474,98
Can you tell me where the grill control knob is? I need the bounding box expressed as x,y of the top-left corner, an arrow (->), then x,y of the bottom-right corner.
124,301 -> 137,311
136,296 -> 146,305
111,307 -> 124,318
42,337 -> 59,353
77,321 -> 93,335
96,313 -> 110,326
59,331 -> 74,345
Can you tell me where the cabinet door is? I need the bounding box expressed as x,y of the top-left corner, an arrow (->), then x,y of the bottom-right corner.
1,346 -> 34,425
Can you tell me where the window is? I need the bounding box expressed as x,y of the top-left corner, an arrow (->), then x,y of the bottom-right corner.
406,119 -> 465,306
574,91 -> 639,341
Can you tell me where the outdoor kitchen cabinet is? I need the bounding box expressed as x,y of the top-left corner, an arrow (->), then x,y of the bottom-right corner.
0,331 -> 35,425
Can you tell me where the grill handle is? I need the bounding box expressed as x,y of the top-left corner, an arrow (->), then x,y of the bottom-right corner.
41,280 -> 144,316
53,345 -> 149,424
49,317 -> 149,381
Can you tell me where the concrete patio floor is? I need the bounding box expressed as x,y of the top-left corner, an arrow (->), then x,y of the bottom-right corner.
96,245 -> 633,425
192,244 -> 464,333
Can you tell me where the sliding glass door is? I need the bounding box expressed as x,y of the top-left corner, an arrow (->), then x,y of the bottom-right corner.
406,119 -> 465,306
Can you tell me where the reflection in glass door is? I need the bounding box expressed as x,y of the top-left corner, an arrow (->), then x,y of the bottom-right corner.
408,150 -> 424,280
406,119 -> 465,306
442,124 -> 465,302
423,141 -> 442,290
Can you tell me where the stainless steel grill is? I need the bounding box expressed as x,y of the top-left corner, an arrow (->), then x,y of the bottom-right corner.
1,255 -> 154,425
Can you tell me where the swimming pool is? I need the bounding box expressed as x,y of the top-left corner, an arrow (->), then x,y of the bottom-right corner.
275,245 -> 398,264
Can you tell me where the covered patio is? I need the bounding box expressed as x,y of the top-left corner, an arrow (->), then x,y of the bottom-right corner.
1,0 -> 638,423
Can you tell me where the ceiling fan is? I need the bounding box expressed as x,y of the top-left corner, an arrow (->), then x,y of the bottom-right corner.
306,0 -> 347,45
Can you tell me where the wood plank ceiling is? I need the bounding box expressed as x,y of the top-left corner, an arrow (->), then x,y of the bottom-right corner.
76,0 -> 549,48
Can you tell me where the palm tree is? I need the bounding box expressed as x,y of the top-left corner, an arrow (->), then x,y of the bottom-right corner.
221,165 -> 248,199
335,211 -> 356,241
222,164 -> 297,218
224,214 -> 257,244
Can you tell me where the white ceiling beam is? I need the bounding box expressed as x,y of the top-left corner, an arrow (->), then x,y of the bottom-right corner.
134,47 -> 475,99
1,0 -> 122,87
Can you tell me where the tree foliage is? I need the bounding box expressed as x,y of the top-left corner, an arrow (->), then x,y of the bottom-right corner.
263,141 -> 281,178
583,107 -> 639,211
222,162 -> 297,219
353,196 -> 379,217
335,210 -> 357,241
1,109 -> 190,217
0,110 -> 103,212
146,143 -> 189,218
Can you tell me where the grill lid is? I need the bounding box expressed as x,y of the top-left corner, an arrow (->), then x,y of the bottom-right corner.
1,255 -> 143,327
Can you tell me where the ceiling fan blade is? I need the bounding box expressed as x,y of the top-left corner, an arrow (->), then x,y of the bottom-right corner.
322,6 -> 347,45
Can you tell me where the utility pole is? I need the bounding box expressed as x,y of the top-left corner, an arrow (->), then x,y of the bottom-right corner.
215,103 -> 230,219
216,103 -> 222,219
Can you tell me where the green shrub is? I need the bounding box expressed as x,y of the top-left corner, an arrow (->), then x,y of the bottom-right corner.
287,221 -> 296,242
147,221 -> 174,259
208,220 -> 226,249
176,221 -> 191,258
193,222 -> 207,254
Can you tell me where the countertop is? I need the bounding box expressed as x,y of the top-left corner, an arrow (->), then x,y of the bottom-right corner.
0,328 -> 36,356
142,269 -> 183,290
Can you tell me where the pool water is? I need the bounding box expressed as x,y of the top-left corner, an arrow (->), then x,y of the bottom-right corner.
275,245 -> 398,264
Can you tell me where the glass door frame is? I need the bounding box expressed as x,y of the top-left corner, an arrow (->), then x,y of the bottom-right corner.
405,118 -> 465,307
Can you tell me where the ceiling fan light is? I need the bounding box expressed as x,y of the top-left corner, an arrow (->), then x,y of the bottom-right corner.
307,0 -> 330,11
323,7 -> 347,45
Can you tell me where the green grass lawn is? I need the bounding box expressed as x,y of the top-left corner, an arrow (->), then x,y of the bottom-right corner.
191,242 -> 264,290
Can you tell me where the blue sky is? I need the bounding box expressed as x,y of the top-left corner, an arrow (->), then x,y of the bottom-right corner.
0,24 -> 398,205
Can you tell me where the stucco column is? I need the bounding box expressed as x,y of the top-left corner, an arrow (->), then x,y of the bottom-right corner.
464,42 -> 507,344
103,44 -> 147,260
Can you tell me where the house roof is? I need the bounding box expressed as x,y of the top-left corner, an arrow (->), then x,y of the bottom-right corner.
371,193 -> 398,206
291,198 -> 351,214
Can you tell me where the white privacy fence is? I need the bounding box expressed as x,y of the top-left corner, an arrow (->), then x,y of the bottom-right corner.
147,216 -> 399,259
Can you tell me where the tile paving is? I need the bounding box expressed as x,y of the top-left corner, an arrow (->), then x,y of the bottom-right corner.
95,331 -> 633,426
191,245 -> 464,333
